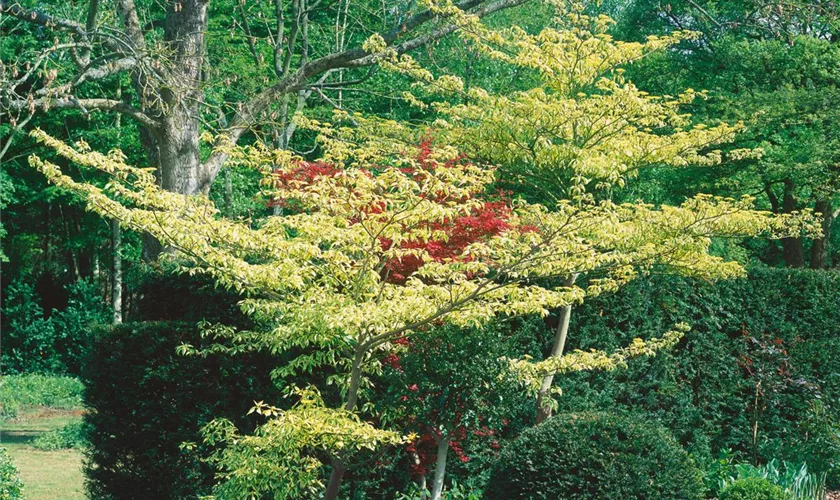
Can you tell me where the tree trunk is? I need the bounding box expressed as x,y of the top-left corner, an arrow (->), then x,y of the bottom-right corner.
112,220 -> 123,324
409,450 -> 427,491
157,117 -> 206,194
782,238 -> 806,268
536,275 -> 577,424
324,345 -> 365,500
810,199 -> 834,269
430,435 -> 449,500
781,180 -> 806,268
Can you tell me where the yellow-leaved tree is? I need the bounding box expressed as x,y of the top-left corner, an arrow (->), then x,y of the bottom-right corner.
26,3 -> 818,498
347,0 -> 798,426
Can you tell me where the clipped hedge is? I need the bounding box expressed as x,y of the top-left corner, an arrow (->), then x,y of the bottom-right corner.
82,321 -> 283,499
556,268 -> 840,485
485,412 -> 704,500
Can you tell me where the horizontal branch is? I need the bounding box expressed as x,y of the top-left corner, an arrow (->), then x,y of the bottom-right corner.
3,97 -> 158,128
201,0 -> 533,183
1,1 -> 87,37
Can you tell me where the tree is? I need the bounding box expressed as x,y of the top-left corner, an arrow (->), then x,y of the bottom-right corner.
612,0 -> 840,268
351,4 -> 785,422
1,0 -> 539,200
27,107 -> 814,495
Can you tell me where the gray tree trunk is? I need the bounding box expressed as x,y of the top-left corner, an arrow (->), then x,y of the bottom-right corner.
112,220 -> 123,324
536,275 -> 577,424
430,435 -> 449,500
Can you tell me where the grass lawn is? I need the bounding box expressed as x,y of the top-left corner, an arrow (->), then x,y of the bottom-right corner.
2,408 -> 86,500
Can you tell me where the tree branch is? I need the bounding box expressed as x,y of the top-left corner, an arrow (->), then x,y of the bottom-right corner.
3,97 -> 158,128
115,0 -> 147,51
0,1 -> 88,37
201,0 -> 532,183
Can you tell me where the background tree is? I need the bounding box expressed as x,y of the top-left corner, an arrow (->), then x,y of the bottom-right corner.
611,0 -> 840,268
361,3 -> 778,421
1,0 -> 539,199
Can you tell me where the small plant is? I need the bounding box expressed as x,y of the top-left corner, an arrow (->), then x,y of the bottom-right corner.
719,478 -> 790,500
700,448 -> 740,494
32,421 -> 88,451
396,479 -> 481,500
717,460 -> 827,500
0,447 -> 24,500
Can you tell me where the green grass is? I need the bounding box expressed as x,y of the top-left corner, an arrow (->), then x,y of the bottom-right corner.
0,374 -> 84,418
2,408 -> 86,500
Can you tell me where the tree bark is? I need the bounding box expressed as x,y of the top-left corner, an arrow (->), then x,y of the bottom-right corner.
810,199 -> 835,269
324,345 -> 365,500
430,435 -> 450,500
780,180 -> 806,268
112,220 -> 123,324
536,275 -> 577,424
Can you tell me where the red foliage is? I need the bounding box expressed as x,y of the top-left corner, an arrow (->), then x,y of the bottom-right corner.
269,139 -> 517,284
381,139 -> 514,283
268,161 -> 341,208
270,142 -> 516,480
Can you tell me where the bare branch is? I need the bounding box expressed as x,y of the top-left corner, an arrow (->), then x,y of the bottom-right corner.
202,0 -> 532,182
0,1 -> 88,38
3,97 -> 158,128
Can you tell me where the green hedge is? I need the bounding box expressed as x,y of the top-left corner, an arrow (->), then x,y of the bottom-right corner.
557,268 -> 840,485
82,321 -> 283,499
485,412 -> 704,500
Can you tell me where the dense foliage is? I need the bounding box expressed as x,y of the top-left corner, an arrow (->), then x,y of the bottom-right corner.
485,412 -> 704,500
0,448 -> 23,500
559,268 -> 840,485
82,320 -> 282,500
1,279 -> 110,374
4,0 -> 840,498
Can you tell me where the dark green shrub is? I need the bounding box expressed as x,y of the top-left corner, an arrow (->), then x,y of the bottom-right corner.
485,412 -> 704,500
0,279 -> 109,375
0,447 -> 23,500
82,321 -> 282,500
555,269 -> 840,486
719,478 -> 790,500
1,279 -> 60,373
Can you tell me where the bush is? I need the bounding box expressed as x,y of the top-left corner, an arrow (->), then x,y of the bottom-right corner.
719,478 -> 790,500
1,279 -> 60,373
556,269 -> 840,486
0,374 -> 84,418
485,412 -> 704,500
0,448 -> 23,500
0,279 -> 109,375
32,421 -> 88,451
83,321 -> 282,500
